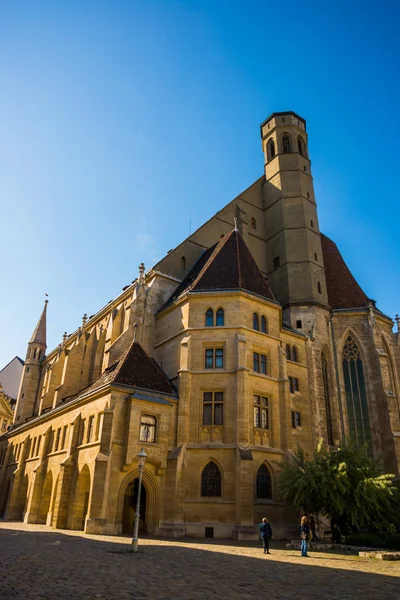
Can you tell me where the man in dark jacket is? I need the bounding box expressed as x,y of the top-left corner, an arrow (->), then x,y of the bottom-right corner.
259,517 -> 273,554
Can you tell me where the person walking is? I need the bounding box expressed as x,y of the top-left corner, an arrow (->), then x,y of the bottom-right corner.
259,517 -> 273,554
299,516 -> 310,557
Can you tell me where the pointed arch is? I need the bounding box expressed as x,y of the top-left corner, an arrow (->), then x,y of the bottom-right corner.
291,346 -> 297,362
286,344 -> 291,361
261,315 -> 268,334
205,308 -> 213,327
37,470 -> 53,524
253,312 -> 259,331
256,463 -> 272,499
342,335 -> 372,450
282,133 -> 292,153
116,466 -> 160,535
267,138 -> 275,161
201,461 -> 221,497
297,135 -> 306,156
216,308 -> 224,327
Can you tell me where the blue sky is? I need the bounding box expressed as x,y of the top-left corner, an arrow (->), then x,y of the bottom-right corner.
1,0 -> 399,367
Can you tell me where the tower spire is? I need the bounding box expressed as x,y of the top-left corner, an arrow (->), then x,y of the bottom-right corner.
29,299 -> 48,346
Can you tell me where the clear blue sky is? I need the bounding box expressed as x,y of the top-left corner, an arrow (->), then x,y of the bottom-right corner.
1,0 -> 399,367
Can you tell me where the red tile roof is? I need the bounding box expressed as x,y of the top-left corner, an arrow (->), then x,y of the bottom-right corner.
321,234 -> 370,310
164,229 -> 275,307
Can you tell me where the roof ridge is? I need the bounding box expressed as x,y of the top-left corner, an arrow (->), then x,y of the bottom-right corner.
187,230 -> 235,292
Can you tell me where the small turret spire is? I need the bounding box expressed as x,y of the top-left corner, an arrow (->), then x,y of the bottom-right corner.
29,299 -> 48,347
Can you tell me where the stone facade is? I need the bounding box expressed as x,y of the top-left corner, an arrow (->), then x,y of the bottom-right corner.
0,111 -> 399,540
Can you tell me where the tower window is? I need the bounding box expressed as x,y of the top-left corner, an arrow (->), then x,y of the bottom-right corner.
296,319 -> 302,329
205,348 -> 224,369
318,281 -> 322,294
251,217 -> 256,230
310,220 -> 314,228
181,256 -> 186,270
292,346 -> 298,363
273,256 -> 280,269
261,315 -> 268,334
297,135 -> 306,157
314,253 -> 318,261
282,134 -> 291,153
303,165 -> 307,172
291,411 -> 301,428
267,138 -> 275,161
289,376 -> 299,393
307,192 -> 310,198
282,117 -> 285,122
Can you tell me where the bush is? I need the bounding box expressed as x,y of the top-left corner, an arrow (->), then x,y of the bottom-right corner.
345,533 -> 385,548
385,533 -> 400,550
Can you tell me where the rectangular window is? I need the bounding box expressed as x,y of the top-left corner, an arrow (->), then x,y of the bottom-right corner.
203,392 -> 224,425
253,352 -> 267,374
80,419 -> 86,445
55,428 -> 61,452
205,348 -> 224,369
32,438 -> 37,457
291,411 -> 301,428
254,395 -> 269,429
87,416 -> 94,443
36,436 -> 41,456
140,415 -> 156,443
289,377 -> 299,393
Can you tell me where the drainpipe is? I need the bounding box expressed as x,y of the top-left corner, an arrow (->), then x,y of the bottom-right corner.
329,313 -> 345,440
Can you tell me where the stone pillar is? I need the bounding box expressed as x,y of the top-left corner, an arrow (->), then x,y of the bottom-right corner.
233,448 -> 257,540
5,437 -> 30,520
159,446 -> 186,537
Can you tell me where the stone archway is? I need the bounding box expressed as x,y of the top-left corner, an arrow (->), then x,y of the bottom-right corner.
69,465 -> 91,531
122,478 -> 148,534
116,468 -> 160,535
37,471 -> 53,525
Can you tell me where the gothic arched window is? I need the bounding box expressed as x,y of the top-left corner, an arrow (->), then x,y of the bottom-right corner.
282,134 -> 291,153
297,135 -> 306,156
256,464 -> 272,499
261,315 -> 268,334
253,313 -> 259,331
251,217 -> 256,230
181,256 -> 186,270
342,336 -> 372,450
267,138 -> 275,161
201,461 -> 221,497
292,346 -> 297,363
216,308 -> 224,326
205,309 -> 213,327
322,353 -> 333,446
286,344 -> 291,360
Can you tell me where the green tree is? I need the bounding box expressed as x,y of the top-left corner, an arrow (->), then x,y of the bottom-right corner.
277,440 -> 400,536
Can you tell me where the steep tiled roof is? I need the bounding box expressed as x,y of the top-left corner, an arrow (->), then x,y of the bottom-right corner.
321,234 -> 370,310
164,229 -> 275,307
71,340 -> 176,398
30,301 -> 48,346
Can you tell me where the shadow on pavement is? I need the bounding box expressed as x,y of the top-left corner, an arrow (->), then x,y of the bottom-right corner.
1,525 -> 398,600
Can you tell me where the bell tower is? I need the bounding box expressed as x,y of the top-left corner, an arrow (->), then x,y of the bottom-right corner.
14,300 -> 48,424
260,111 -> 328,325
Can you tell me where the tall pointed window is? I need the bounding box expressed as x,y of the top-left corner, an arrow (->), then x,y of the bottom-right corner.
297,135 -> 306,156
282,134 -> 291,153
286,344 -> 291,360
256,464 -> 272,499
291,346 -> 298,363
342,337 -> 372,450
253,313 -> 259,331
205,309 -> 213,327
201,461 -> 221,497
216,308 -> 224,326
261,315 -> 268,334
267,138 -> 275,161
322,353 -> 334,446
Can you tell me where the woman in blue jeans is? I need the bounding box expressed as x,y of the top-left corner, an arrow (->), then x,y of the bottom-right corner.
299,516 -> 310,557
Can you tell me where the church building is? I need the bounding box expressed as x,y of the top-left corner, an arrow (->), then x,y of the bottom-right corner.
0,111 -> 399,539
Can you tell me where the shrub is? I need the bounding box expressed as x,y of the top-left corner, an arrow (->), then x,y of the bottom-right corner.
345,533 -> 385,548
385,533 -> 400,550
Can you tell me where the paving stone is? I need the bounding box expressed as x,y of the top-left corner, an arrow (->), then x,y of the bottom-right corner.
1,522 -> 400,599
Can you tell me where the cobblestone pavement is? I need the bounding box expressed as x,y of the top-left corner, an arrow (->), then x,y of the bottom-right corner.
1,522 -> 399,600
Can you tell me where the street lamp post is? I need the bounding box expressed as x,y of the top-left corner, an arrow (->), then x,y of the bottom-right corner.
132,447 -> 147,553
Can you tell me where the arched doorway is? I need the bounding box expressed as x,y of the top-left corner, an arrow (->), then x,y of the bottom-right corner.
70,465 -> 91,531
37,471 -> 53,525
122,478 -> 147,534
